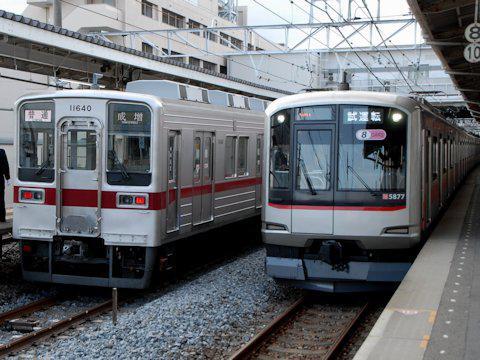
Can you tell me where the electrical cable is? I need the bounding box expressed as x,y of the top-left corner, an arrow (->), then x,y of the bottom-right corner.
58,0 -> 311,88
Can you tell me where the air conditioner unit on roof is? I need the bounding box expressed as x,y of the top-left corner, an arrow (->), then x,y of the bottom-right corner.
126,80 -> 209,103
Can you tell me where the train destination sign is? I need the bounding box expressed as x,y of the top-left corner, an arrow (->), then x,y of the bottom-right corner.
24,109 -> 52,122
113,111 -> 146,125
344,109 -> 383,124
355,129 -> 387,141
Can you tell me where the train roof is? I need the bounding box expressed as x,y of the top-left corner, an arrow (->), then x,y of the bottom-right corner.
265,91 -> 419,116
14,89 -> 163,109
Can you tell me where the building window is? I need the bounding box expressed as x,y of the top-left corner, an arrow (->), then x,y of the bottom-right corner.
87,0 -> 116,5
220,33 -> 229,46
220,65 -> 227,75
162,8 -> 185,28
203,60 -> 217,72
162,49 -> 186,63
189,57 -> 201,67
141,0 -> 157,19
230,36 -> 243,49
188,19 -> 203,36
205,30 -> 217,42
142,42 -> 154,54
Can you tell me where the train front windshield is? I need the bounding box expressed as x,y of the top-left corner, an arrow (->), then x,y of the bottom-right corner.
107,103 -> 152,186
269,104 -> 408,207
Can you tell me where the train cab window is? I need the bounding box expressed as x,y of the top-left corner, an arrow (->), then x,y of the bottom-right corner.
269,111 -> 291,192
225,136 -> 237,178
296,130 -> 331,191
18,102 -> 55,183
337,105 -> 407,192
237,137 -> 249,177
107,103 -> 152,186
66,130 -> 97,170
294,106 -> 334,121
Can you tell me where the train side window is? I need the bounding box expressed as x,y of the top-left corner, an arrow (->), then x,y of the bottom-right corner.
443,140 -> 448,174
225,136 -> 237,178
237,137 -> 249,177
432,137 -> 438,180
193,137 -> 201,182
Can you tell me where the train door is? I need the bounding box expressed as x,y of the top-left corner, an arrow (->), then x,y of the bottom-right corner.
291,124 -> 334,234
57,118 -> 102,236
255,135 -> 263,209
192,131 -> 214,225
166,131 -> 180,233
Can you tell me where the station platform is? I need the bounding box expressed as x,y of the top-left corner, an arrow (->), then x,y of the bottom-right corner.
354,167 -> 480,360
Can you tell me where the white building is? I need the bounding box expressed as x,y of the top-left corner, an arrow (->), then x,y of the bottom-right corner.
23,0 -> 277,74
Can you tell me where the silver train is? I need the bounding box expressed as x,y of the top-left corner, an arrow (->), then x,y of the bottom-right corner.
13,80 -> 266,288
262,91 -> 480,292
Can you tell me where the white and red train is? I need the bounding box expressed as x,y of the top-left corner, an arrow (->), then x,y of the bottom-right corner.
13,80 -> 265,288
262,91 -> 480,292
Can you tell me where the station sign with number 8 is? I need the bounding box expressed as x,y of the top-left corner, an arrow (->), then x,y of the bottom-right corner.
465,22 -> 480,43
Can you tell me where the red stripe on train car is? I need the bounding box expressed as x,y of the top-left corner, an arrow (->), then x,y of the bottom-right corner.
268,202 -> 406,211
13,177 -> 262,209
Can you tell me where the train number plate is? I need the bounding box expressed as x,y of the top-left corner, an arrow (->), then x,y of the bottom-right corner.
382,193 -> 406,200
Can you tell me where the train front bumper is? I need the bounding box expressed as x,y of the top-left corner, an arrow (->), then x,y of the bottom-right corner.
265,256 -> 411,292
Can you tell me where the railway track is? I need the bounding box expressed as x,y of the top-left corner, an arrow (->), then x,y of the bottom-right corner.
0,295 -> 114,357
230,296 -> 369,360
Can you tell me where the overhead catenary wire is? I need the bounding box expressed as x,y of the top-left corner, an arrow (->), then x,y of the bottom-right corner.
57,0 -> 314,88
251,0 -> 387,88
280,0 -> 385,88
304,0 -> 424,94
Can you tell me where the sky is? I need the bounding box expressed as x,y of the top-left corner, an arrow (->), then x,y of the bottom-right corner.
0,0 -> 419,47
1,0 -> 27,13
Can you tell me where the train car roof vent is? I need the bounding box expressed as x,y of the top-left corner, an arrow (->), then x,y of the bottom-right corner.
208,90 -> 230,107
126,80 -> 210,103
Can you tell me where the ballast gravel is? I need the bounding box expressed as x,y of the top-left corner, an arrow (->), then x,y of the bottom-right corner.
19,248 -> 301,359
0,243 -> 59,313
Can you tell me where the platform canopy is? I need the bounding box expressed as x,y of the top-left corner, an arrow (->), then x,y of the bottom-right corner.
0,11 -> 288,99
409,0 -> 480,122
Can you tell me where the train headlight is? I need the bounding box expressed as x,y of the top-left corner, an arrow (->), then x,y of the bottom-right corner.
392,112 -> 403,123
19,188 -> 45,204
277,114 -> 286,124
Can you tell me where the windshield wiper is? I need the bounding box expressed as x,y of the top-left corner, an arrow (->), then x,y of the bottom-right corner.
35,159 -> 51,176
347,165 -> 380,197
299,158 -> 317,195
108,150 -> 130,180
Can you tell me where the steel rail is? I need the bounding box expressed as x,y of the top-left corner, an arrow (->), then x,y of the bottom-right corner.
229,298 -> 369,360
324,301 -> 369,360
0,297 -> 57,326
228,296 -> 305,360
0,299 -> 113,357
